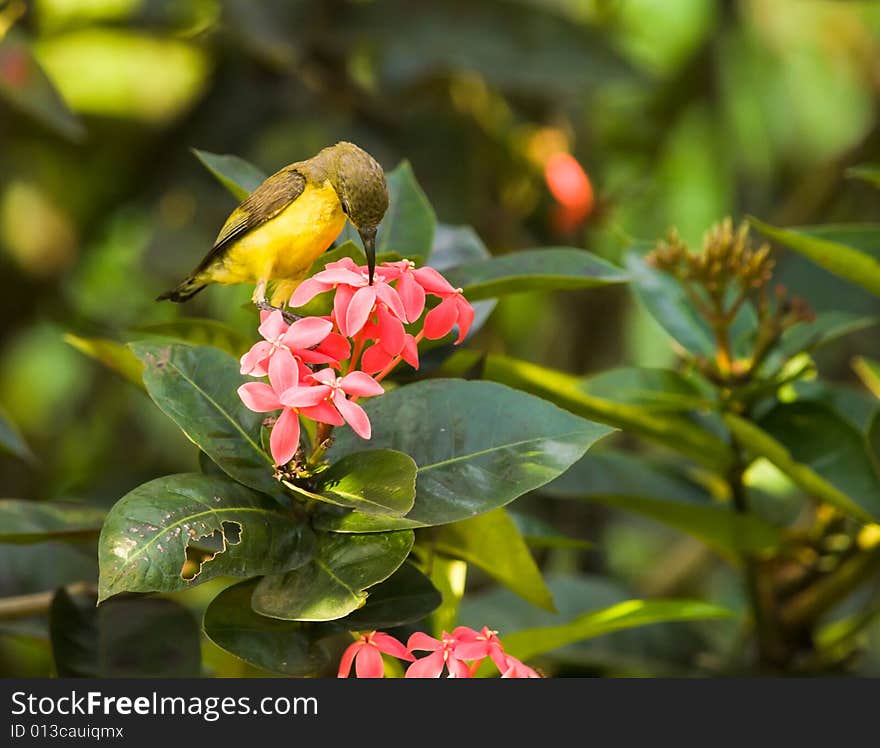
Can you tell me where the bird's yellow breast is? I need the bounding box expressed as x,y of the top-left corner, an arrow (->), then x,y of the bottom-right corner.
207,180 -> 346,286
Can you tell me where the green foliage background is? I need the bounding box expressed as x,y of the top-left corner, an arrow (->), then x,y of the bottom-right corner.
3,0 -> 880,677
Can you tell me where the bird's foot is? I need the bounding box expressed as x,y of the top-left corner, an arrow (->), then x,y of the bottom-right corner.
254,300 -> 301,324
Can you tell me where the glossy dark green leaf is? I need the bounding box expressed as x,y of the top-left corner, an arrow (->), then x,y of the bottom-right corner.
51,587 -> 200,677
444,248 -> 627,302
725,412 -> 875,523
338,562 -> 441,629
203,579 -> 332,677
792,381 -> 879,433
192,148 -> 267,200
482,354 -> 734,472
376,161 -> 436,257
508,512 -> 591,551
0,32 -> 84,141
543,452 -> 781,558
580,367 -> 710,412
132,342 -> 277,495
251,530 -> 414,621
65,334 -> 144,390
750,220 -> 880,298
0,500 -> 105,544
298,449 -> 417,516
322,379 -> 614,530
775,312 -> 877,361
757,402 -> 880,520
98,473 -> 315,602
499,599 -> 732,664
0,406 -> 34,464
433,508 -> 554,611
132,318 -> 253,358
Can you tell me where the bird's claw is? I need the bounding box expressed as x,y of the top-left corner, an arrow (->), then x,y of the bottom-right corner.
254,300 -> 301,324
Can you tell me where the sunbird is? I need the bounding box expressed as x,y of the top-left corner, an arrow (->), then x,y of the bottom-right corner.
158,141 -> 389,309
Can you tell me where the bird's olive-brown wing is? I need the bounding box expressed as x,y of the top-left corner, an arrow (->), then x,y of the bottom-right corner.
192,166 -> 307,274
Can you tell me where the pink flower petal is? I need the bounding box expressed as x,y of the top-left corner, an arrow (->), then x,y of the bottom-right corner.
258,310 -> 288,341
339,371 -> 384,398
290,277 -> 330,308
268,348 -> 299,393
333,392 -> 371,439
371,632 -> 415,661
447,657 -> 472,678
376,304 -> 405,355
337,641 -> 361,678
237,382 -> 281,412
240,341 -> 273,376
405,651 -> 445,678
315,333 -> 350,361
310,368 -> 337,385
269,408 -> 300,466
452,641 -> 490,661
283,317 -> 333,350
397,272 -> 426,321
376,282 -> 408,322
414,266 -> 456,294
407,632 -> 441,653
279,385 -> 329,408
354,644 -> 384,679
313,267 -> 365,286
333,284 -> 355,336
299,401 -> 345,425
400,334 -> 419,369
423,296 -> 458,340
345,286 -> 377,337
454,295 -> 475,343
360,343 -> 391,375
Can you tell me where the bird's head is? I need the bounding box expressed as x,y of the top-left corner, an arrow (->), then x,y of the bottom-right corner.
327,142 -> 389,284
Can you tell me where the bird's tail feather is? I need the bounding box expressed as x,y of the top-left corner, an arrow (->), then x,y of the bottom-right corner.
156,276 -> 207,303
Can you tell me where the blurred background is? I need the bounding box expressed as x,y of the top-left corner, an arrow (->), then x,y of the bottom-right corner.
3,0 -> 880,676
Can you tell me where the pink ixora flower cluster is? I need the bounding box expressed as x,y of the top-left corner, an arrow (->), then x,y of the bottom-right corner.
237,258 -> 475,467
338,626 -> 540,679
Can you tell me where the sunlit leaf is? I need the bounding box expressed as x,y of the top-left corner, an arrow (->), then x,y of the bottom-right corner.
0,500 -> 104,544
64,334 -> 144,390
251,530 -> 413,621
847,164 -> 880,188
191,148 -> 267,201
580,367 -> 710,412
319,379 -> 613,530
854,357 -> 880,399
132,318 -> 254,358
433,508 -> 555,611
98,473 -> 315,602
508,512 -> 591,551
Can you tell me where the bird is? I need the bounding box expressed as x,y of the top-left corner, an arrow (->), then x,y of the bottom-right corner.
157,141 -> 389,310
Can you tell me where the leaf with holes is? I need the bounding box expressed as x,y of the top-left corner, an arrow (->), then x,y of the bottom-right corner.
97,473 -> 315,602
0,500 -> 105,544
251,530 -> 413,621
132,342 -> 278,495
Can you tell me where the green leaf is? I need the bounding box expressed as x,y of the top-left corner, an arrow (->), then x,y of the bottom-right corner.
0,406 -> 35,464
725,411 -> 877,523
444,248 -> 628,301
251,530 -> 414,621
377,161 -> 436,257
482,354 -> 735,472
131,318 -> 253,358
750,219 -> 880,298
322,379 -> 614,530
543,452 -> 780,558
428,224 -> 491,269
192,148 -> 267,200
508,512 -> 591,551
298,449 -> 417,516
0,32 -> 84,141
847,164 -> 880,188
51,587 -> 200,677
433,508 -> 554,611
625,248 -> 715,357
429,556 -> 467,635
203,579 -> 332,677
854,357 -> 880,399
338,561 -> 441,629
64,334 -> 144,389
775,313 -> 877,361
98,473 -> 315,602
132,342 -> 277,495
499,599 -> 732,664
580,367 -> 710,412
0,500 -> 105,544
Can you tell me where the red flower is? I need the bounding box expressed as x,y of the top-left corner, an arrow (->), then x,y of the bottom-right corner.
405,632 -> 471,678
337,632 -> 414,679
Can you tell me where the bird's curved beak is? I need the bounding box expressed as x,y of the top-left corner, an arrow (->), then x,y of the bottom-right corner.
359,228 -> 377,285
